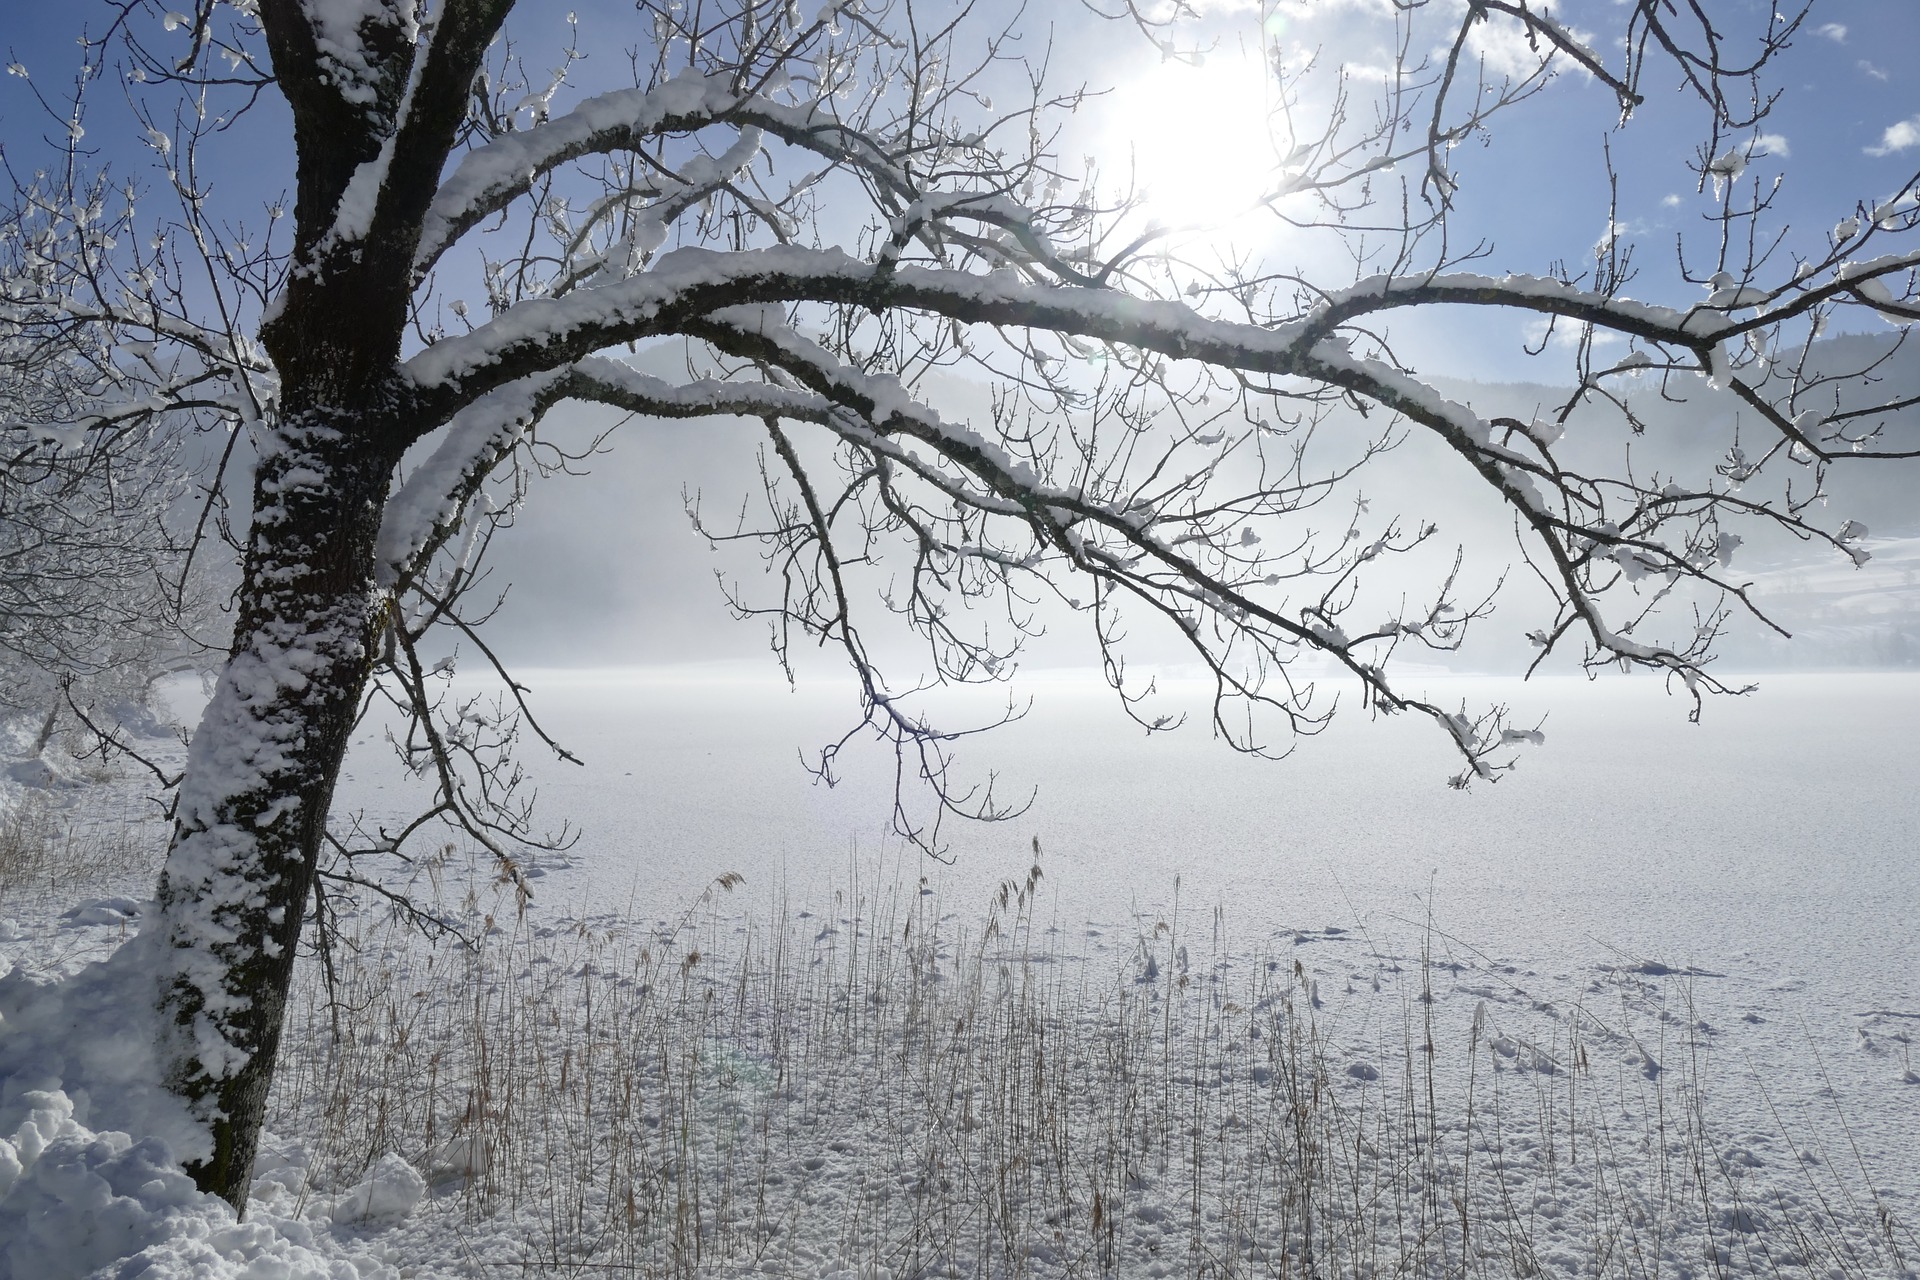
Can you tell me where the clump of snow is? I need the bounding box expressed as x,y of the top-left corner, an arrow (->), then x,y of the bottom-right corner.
328,1153 -> 426,1224
302,0 -> 419,110
0,774 -> 398,1280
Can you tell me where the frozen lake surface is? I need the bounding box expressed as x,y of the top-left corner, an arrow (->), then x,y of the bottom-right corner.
329,668 -> 1920,1201
339,668 -> 1919,989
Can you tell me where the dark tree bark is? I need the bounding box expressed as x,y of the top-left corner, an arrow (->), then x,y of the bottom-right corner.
156,413 -> 402,1202
154,0 -> 512,1205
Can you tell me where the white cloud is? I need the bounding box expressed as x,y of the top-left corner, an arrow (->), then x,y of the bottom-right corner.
1522,316 -> 1621,351
1816,22 -> 1847,43
1662,194 -> 1683,208
1463,10 -> 1597,82
1269,0 -> 1398,21
1752,132 -> 1790,159
1858,60 -> 1889,82
1594,218 -> 1632,254
1469,19 -> 1555,79
1867,116 -> 1920,157
1340,61 -> 1396,85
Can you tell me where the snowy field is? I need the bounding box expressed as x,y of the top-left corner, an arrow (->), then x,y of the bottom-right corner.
2,670 -> 1918,1277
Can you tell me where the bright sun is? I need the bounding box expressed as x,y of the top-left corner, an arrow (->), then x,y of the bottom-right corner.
1102,49 -> 1286,231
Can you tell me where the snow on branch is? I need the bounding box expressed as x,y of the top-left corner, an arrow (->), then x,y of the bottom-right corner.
405,250 -> 1779,433
376,369 -> 570,588
379,354 -> 856,588
414,72 -> 745,276
413,69 -> 926,281
1304,271 -> 1733,346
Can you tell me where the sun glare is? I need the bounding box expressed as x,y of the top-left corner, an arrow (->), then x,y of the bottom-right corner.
1102,49 -> 1286,232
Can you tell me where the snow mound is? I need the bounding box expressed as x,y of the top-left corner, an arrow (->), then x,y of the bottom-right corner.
0,936 -> 203,1163
329,1153 -> 426,1224
60,898 -> 146,929
0,940 -> 398,1279
0,1089 -> 392,1280
3,754 -> 87,790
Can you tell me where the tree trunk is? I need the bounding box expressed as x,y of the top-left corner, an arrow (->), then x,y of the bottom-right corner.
154,410 -> 399,1207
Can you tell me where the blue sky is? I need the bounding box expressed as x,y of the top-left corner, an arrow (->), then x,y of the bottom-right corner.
1071,0 -> 1920,373
1441,1 -> 1920,278
7,1 -> 1915,398
5,1 -> 1914,322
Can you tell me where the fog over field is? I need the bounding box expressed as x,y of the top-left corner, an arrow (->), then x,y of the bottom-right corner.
474,333 -> 1920,674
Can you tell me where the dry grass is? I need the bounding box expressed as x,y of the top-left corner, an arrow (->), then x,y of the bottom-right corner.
266,854 -> 1916,1279
0,794 -> 154,900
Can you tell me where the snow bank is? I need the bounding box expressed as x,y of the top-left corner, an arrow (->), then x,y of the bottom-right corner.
0,938 -> 399,1280
0,935 -> 203,1164
0,1088 -> 387,1280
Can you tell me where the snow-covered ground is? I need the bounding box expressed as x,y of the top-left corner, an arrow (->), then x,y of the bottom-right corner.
2,671 -> 1917,1277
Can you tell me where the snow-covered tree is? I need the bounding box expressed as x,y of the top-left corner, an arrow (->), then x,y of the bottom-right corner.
7,0 -> 1917,1205
0,170 -> 207,751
